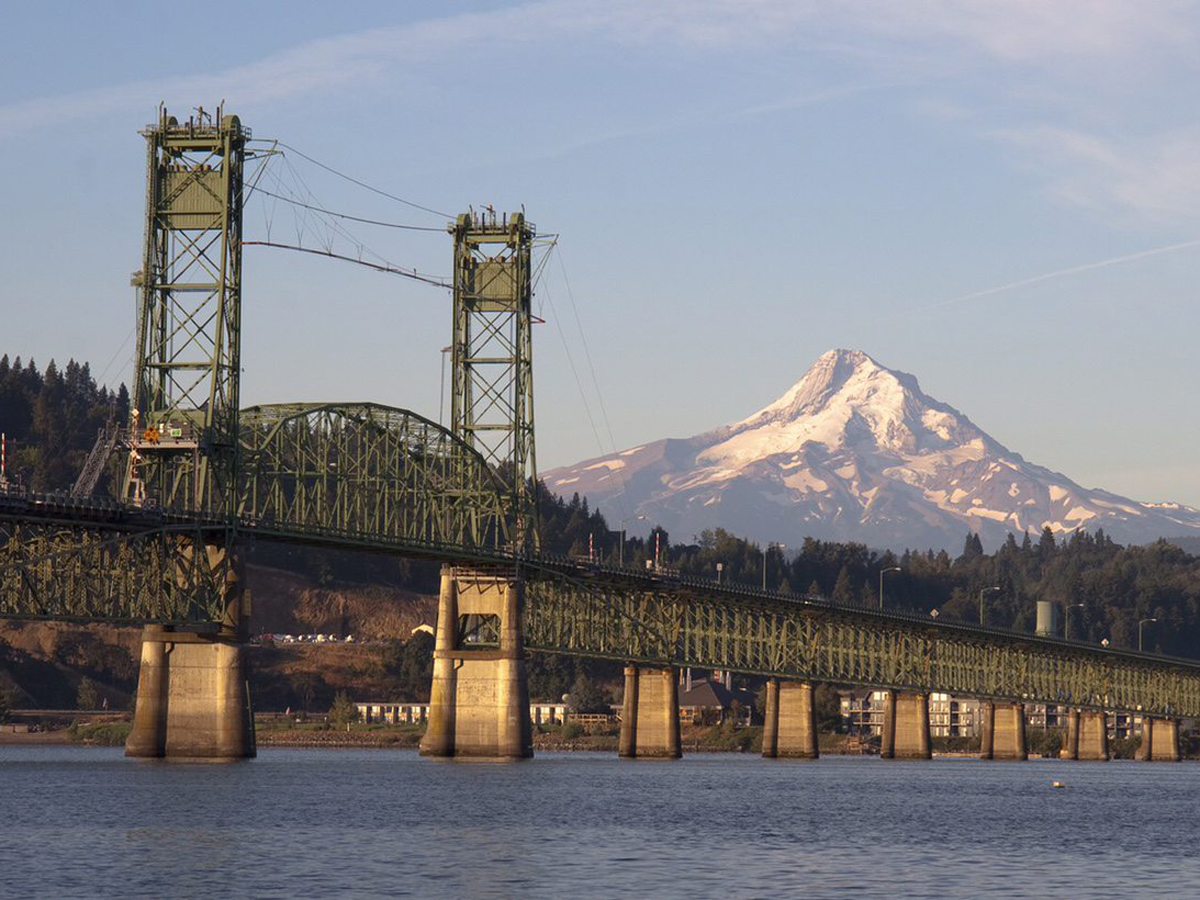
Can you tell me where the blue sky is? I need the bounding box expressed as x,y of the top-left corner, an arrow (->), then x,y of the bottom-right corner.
3,1 -> 1200,505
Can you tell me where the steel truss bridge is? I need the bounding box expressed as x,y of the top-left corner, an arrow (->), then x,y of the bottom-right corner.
3,106 -> 1200,721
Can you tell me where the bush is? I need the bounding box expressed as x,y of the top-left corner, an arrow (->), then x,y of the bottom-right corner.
329,691 -> 359,728
932,735 -> 979,753
76,677 -> 99,710
1027,727 -> 1063,757
1111,736 -> 1140,760
561,722 -> 585,740
67,721 -> 132,746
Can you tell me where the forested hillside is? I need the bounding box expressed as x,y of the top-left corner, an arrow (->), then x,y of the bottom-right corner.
0,355 -> 127,493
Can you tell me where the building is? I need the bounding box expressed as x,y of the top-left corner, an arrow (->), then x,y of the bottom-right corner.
677,672 -> 756,724
354,701 -> 569,726
929,693 -> 980,737
840,689 -> 888,735
840,690 -> 1152,742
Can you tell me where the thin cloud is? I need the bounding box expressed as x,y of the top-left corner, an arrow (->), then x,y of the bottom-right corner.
3,0 -> 1194,139
995,125 -> 1200,222
891,237 -> 1200,320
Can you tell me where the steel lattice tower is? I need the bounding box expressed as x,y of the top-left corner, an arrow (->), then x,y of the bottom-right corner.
123,106 -> 247,513
450,210 -> 538,548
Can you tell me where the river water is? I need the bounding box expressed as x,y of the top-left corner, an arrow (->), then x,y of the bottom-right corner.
1,747 -> 1196,898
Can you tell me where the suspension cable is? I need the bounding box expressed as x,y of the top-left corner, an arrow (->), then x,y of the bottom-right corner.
242,241 -> 450,288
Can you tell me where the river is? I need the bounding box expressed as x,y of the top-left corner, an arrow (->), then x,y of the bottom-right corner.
1,747 -> 1196,898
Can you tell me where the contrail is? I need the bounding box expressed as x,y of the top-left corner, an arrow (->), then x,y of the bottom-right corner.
896,236 -> 1200,318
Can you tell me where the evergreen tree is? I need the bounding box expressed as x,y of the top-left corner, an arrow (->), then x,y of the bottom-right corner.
1038,526 -> 1057,556
832,566 -> 855,604
329,690 -> 359,727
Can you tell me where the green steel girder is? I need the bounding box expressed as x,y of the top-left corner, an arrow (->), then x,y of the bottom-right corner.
522,575 -> 1200,718
0,403 -> 510,622
237,402 -> 510,550
0,518 -> 231,623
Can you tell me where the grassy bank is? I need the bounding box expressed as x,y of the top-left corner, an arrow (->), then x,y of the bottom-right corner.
67,721 -> 133,746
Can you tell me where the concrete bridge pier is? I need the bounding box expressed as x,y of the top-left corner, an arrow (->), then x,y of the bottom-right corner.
126,548 -> 255,760
881,690 -> 931,760
618,665 -> 681,759
979,701 -> 1027,760
1077,710 -> 1109,761
1061,709 -> 1080,759
421,566 -> 532,759
761,679 -> 818,759
1136,717 -> 1181,762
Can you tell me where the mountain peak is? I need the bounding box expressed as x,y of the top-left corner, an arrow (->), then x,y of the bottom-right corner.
741,347 -> 920,428
543,349 -> 1200,552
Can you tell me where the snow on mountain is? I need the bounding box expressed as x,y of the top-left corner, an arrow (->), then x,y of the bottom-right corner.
543,349 -> 1200,551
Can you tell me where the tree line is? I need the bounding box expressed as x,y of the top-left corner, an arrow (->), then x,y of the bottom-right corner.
0,355 -> 128,493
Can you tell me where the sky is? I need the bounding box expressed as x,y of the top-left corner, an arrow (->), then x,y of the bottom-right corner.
3,1 -> 1200,506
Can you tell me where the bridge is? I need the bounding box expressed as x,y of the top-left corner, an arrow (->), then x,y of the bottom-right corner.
1,106 -> 1197,763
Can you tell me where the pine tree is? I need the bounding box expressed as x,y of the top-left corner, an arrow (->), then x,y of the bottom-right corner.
1038,526 -> 1057,556
832,566 -> 855,604
960,532 -> 984,561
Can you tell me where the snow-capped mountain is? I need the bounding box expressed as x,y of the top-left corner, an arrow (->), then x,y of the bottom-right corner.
544,349 -> 1200,551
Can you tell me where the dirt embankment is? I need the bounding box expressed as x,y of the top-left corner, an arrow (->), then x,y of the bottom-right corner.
0,621 -> 141,709
245,565 -> 436,640
0,564 -> 436,710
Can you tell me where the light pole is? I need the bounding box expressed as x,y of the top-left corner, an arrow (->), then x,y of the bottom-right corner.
978,586 -> 1001,626
1065,603 -> 1084,641
619,515 -> 645,567
878,566 -> 901,610
1139,617 -> 1157,652
716,562 -> 724,584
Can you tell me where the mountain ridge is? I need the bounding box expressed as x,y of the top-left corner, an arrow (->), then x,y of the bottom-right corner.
544,349 -> 1200,551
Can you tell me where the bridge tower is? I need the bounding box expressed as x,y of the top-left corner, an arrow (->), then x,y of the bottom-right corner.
421,211 -> 539,759
449,210 -> 538,549
123,106 -> 254,760
123,105 -> 246,514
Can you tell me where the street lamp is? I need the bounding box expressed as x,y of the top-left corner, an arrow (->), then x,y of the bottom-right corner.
878,566 -> 901,610
618,515 -> 645,567
1139,617 -> 1157,652
978,586 -> 1001,626
1065,603 -> 1084,641
716,562 -> 724,584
